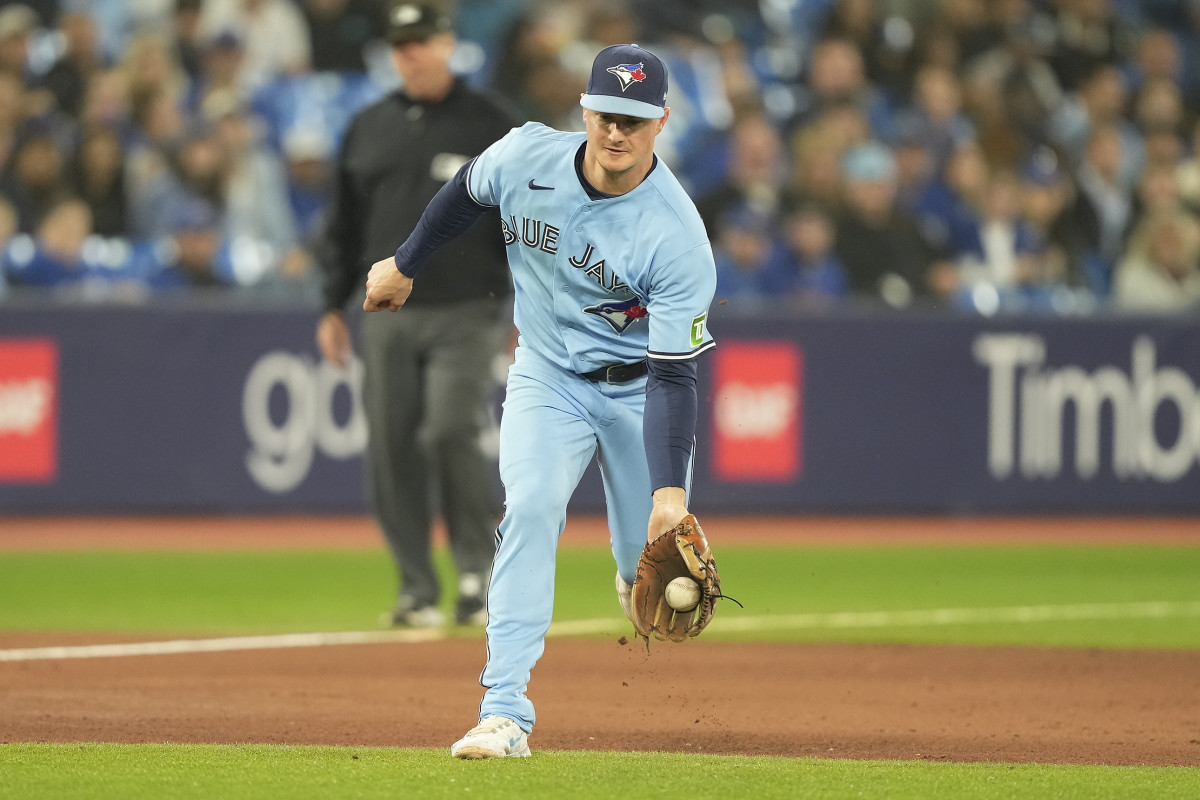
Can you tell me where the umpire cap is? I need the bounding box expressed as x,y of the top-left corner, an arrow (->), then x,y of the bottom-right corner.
385,2 -> 452,44
580,44 -> 668,120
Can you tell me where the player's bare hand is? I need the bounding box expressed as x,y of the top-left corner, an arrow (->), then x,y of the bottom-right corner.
316,310 -> 353,367
364,257 -> 414,312
648,486 -> 689,541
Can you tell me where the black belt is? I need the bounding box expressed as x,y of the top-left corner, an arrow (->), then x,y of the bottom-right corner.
581,360 -> 648,384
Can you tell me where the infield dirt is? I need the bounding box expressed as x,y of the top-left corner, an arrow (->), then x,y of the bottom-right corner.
2,515 -> 1199,766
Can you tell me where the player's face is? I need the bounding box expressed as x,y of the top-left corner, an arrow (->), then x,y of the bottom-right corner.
582,108 -> 669,193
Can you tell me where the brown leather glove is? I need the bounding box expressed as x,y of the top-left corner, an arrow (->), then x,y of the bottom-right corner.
630,514 -> 720,642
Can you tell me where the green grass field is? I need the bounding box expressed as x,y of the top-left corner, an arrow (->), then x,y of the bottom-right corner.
2,537 -> 1199,798
3,743 -> 1198,800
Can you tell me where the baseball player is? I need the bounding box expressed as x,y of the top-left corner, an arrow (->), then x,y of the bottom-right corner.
364,43 -> 717,759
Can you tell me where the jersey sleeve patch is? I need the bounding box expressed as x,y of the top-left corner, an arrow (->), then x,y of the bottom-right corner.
689,312 -> 707,348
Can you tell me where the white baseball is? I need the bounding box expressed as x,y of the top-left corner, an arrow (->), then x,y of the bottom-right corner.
665,577 -> 700,612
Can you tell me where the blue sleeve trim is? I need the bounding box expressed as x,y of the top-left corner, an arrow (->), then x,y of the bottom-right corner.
393,159 -> 492,278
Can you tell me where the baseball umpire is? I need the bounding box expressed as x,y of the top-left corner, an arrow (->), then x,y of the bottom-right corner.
315,2 -> 519,627
363,43 -> 721,758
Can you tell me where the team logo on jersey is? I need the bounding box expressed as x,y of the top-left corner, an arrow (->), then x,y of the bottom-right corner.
583,297 -> 648,334
606,63 -> 646,92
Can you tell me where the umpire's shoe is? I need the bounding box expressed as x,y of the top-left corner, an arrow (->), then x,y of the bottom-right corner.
454,572 -> 488,626
454,595 -> 487,626
384,596 -> 445,628
451,716 -> 531,759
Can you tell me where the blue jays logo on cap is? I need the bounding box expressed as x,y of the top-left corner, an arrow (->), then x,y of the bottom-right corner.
581,44 -> 668,120
607,63 -> 646,92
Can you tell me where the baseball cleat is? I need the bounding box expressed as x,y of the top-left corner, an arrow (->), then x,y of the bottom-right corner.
615,570 -> 636,626
450,715 -> 531,759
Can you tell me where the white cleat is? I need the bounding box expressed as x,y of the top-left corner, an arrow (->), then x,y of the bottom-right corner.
616,570 -> 636,626
450,715 -> 531,759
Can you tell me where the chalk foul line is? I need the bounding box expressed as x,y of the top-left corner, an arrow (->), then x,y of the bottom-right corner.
2,601 -> 1199,662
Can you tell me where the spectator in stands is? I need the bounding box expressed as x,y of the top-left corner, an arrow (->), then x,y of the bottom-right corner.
281,124 -> 332,243
0,4 -> 37,83
1112,209 -> 1200,312
922,0 -> 993,67
833,141 -> 948,307
1124,26 -> 1186,102
794,37 -> 891,140
42,10 -> 105,118
199,0 -> 312,92
1143,126 -> 1184,170
711,203 -> 789,305
184,29 -> 248,115
696,113 -> 787,236
172,0 -> 208,81
1049,62 -> 1144,191
1133,78 -> 1186,149
1133,161 -> 1185,220
1133,75 -> 1188,173
0,192 -> 12,296
0,193 -> 14,242
208,93 -> 309,288
4,196 -> 95,287
1070,121 -> 1135,295
1044,0 -> 1123,93
789,110 -> 852,211
139,197 -> 229,290
302,0 -> 384,73
121,33 -> 187,112
491,10 -> 583,129
125,87 -> 187,238
776,196 -> 848,307
168,125 -> 226,218
3,130 -> 72,234
0,71 -> 29,176
893,64 -> 976,175
820,0 -> 911,96
74,126 -> 130,238
908,139 -> 989,264
78,68 -> 132,137
1018,145 -> 1099,292
890,121 -> 938,220
950,167 -> 1050,311
1176,118 -> 1200,214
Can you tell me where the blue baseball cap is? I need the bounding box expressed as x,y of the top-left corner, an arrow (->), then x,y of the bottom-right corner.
580,44 -> 668,120
841,142 -> 897,184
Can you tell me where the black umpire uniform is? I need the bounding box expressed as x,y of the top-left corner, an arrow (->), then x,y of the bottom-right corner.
317,9 -> 519,626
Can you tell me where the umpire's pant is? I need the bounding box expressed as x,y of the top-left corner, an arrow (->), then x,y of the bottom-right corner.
359,297 -> 508,608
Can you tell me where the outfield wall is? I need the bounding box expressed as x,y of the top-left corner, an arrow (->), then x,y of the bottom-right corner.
2,301 -> 1199,514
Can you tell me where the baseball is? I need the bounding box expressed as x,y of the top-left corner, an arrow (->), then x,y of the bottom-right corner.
665,577 -> 700,612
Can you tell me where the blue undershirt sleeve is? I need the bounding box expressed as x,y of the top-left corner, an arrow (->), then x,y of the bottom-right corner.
643,358 -> 699,493
393,160 -> 491,278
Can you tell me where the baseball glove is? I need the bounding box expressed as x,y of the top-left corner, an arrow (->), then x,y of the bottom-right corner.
630,514 -> 720,642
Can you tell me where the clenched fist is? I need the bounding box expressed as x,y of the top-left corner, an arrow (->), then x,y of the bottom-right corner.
364,257 -> 414,312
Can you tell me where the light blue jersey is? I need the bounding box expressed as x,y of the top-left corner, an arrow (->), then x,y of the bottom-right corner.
466,122 -> 716,369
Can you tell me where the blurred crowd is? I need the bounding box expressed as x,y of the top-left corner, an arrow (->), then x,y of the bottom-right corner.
2,0 -> 1200,315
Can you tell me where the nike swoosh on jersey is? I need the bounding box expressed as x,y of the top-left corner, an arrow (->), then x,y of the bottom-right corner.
527,179 -> 554,190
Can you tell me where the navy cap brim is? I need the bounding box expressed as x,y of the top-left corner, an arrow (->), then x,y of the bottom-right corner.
580,93 -> 665,120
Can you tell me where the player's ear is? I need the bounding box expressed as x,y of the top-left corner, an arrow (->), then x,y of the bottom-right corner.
656,107 -> 670,132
